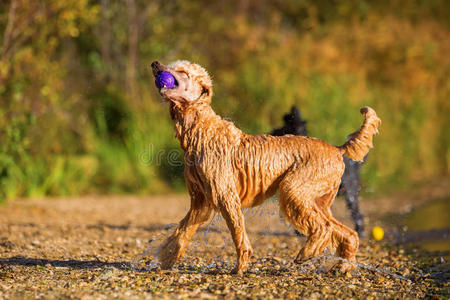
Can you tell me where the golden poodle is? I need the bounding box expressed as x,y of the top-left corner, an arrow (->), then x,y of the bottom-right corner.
151,60 -> 381,274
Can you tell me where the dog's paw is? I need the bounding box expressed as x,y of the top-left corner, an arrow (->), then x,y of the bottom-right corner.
330,261 -> 355,274
157,240 -> 179,270
293,249 -> 312,264
231,265 -> 248,275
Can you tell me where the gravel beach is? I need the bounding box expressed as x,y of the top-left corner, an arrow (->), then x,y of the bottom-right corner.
1,182 -> 449,299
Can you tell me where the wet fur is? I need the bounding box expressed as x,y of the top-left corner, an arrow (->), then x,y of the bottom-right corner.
272,106 -> 366,237
151,60 -> 381,274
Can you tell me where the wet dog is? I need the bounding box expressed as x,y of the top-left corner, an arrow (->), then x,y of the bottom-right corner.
151,60 -> 380,274
272,106 -> 366,236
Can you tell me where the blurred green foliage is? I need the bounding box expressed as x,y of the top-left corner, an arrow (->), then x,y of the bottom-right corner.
0,0 -> 449,201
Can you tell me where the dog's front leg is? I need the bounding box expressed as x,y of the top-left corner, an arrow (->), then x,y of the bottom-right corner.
216,190 -> 253,275
158,190 -> 212,270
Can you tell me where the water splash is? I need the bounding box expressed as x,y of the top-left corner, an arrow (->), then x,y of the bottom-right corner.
130,201 -> 413,281
130,203 -> 283,272
130,223 -> 177,272
295,254 -> 411,281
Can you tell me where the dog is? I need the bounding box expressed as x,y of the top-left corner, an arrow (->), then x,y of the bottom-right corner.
151,60 -> 381,274
271,106 -> 366,237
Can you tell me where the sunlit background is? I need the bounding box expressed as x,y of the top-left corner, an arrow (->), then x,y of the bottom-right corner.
0,0 -> 449,200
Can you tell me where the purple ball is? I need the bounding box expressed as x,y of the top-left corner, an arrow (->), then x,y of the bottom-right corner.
155,72 -> 176,89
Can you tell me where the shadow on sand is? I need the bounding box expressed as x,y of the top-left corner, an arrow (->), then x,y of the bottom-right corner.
0,256 -> 129,270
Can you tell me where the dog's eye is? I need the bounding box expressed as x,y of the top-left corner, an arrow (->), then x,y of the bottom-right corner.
178,70 -> 189,78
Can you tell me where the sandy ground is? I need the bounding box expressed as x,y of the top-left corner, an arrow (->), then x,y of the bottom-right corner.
0,180 -> 449,299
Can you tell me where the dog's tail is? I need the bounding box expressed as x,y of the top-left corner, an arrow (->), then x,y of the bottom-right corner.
339,107 -> 381,162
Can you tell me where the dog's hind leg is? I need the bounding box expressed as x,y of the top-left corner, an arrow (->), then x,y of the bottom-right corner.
313,184 -> 362,268
279,173 -> 358,272
279,176 -> 332,261
158,188 -> 212,270
327,214 -> 359,272
314,188 -> 339,217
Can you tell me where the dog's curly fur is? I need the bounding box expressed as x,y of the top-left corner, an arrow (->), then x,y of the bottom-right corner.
271,106 -> 367,237
151,60 -> 381,274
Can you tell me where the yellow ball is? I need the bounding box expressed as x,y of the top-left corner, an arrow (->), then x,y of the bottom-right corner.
371,226 -> 384,241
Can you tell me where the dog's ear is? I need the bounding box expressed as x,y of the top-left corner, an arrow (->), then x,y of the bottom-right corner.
189,63 -> 213,99
198,77 -> 213,99
201,84 -> 212,97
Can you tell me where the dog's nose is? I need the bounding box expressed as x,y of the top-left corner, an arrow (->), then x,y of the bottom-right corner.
151,61 -> 160,68
151,61 -> 163,76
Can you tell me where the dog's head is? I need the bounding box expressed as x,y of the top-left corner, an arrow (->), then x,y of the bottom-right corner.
151,60 -> 213,105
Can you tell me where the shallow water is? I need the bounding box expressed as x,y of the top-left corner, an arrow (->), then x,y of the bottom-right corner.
403,198 -> 450,253
405,198 -> 450,231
